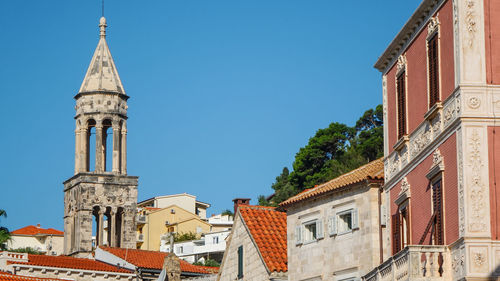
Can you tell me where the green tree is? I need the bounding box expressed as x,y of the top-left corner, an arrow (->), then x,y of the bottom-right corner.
221,209 -> 233,217
193,259 -> 220,267
0,209 -> 10,250
173,232 -> 198,242
258,105 -> 384,206
9,247 -> 43,255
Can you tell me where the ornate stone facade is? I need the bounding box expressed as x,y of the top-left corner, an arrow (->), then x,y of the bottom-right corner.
63,17 -> 138,257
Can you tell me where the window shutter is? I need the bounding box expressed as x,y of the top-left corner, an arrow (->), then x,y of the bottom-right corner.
295,225 -> 302,245
380,205 -> 387,226
432,179 -> 444,245
352,209 -> 359,229
328,216 -> 337,236
392,214 -> 401,254
397,72 -> 406,139
237,245 -> 243,279
428,34 -> 440,107
317,220 -> 324,239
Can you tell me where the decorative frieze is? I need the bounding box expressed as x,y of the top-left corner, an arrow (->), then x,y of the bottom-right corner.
467,129 -> 487,233
427,16 -> 440,38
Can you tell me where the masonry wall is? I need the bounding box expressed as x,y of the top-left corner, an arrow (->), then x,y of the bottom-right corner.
389,132 -> 458,246
12,267 -> 133,281
485,0 -> 500,84
287,184 -> 382,281
218,214 -> 269,281
385,0 -> 455,153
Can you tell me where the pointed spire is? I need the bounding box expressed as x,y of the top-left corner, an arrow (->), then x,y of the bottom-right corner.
78,17 -> 126,95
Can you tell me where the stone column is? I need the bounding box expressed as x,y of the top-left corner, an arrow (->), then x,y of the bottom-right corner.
75,127 -> 81,174
95,122 -> 103,173
112,121 -> 120,173
81,127 -> 88,172
120,210 -> 125,247
98,208 -> 105,246
120,122 -> 127,174
110,208 -> 117,247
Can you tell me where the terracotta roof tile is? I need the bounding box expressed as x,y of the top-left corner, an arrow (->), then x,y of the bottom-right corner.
238,206 -> 287,273
100,247 -> 218,274
0,272 -> 67,281
10,254 -> 131,273
11,226 -> 63,236
280,158 -> 384,207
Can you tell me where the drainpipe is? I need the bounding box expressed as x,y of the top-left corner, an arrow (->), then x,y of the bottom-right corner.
378,184 -> 384,264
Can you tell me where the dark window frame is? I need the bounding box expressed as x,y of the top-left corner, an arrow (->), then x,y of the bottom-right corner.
397,71 -> 407,140
237,245 -> 243,279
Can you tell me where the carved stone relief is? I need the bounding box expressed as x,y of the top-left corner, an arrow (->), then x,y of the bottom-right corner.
396,54 -> 407,75
465,0 -> 477,48
467,96 -> 481,109
457,129 -> 465,236
467,129 -> 487,233
427,16 -> 440,37
469,246 -> 489,273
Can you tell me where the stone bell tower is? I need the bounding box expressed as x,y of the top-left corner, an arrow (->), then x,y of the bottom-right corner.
63,17 -> 138,257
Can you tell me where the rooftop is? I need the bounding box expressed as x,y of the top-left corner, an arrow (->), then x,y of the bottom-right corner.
0,272 -> 68,281
280,158 -> 384,207
238,205 -> 287,273
8,254 -> 131,273
99,247 -> 218,274
11,226 -> 63,237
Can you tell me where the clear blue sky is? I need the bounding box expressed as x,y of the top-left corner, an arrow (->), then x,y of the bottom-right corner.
0,0 -> 421,231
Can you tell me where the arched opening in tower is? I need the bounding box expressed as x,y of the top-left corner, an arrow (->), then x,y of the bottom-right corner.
87,119 -> 96,172
102,119 -> 113,172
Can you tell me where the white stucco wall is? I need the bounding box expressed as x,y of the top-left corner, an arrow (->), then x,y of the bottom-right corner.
8,235 -> 64,256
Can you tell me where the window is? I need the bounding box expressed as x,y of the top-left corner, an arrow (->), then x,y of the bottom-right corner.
428,34 -> 440,107
213,236 -> 219,244
392,204 -> 410,255
397,71 -> 407,139
177,246 -> 183,254
237,245 -> 243,279
431,178 -> 444,245
331,209 -> 358,235
296,219 -> 324,245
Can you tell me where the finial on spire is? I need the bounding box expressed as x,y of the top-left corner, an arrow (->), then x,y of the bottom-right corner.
99,17 -> 107,38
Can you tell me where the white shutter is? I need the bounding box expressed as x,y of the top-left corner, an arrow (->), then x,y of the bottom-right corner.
295,225 -> 302,245
352,209 -> 359,230
380,205 -> 387,226
328,216 -> 337,236
316,220 -> 324,239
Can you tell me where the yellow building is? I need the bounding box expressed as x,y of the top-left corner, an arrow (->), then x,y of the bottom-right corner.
136,205 -> 212,251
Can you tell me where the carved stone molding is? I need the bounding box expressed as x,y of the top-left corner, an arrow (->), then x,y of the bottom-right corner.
427,16 -> 440,38
457,129 -> 465,236
467,96 -> 481,109
469,246 -> 489,273
465,0 -> 477,48
427,149 -> 445,179
395,177 -> 411,205
396,54 -> 407,75
467,129 -> 487,233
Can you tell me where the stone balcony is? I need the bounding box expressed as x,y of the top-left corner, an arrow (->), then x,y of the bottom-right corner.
136,214 -> 147,224
363,245 -> 450,281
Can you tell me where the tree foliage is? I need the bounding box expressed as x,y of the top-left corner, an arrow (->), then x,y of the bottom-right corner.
9,247 -> 43,255
221,209 -> 233,217
193,259 -> 220,267
173,232 -> 198,242
258,105 -> 383,206
0,209 -> 10,250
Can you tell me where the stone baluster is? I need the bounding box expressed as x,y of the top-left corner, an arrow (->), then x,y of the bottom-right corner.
110,208 -> 117,247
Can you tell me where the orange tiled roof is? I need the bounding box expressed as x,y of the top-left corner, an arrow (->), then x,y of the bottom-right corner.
238,205 -> 287,273
100,247 -> 218,274
9,254 -> 131,273
0,272 -> 67,281
11,226 -> 63,236
280,158 -> 384,207
143,207 -> 161,211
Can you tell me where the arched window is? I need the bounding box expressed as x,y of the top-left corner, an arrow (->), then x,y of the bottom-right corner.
87,119 -> 96,172
102,119 -> 113,172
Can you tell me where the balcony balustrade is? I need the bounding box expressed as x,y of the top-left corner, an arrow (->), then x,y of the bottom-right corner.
363,245 -> 450,281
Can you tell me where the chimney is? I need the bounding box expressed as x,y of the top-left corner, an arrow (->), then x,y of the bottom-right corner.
232,198 -> 251,215
36,224 -> 41,228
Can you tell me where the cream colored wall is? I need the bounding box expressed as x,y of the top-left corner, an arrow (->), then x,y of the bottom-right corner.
286,184 -> 382,281
156,195 -> 196,213
218,213 -> 270,281
8,235 -> 64,256
138,205 -> 211,251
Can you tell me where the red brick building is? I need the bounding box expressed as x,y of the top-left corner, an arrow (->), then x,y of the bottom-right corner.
364,0 -> 500,280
